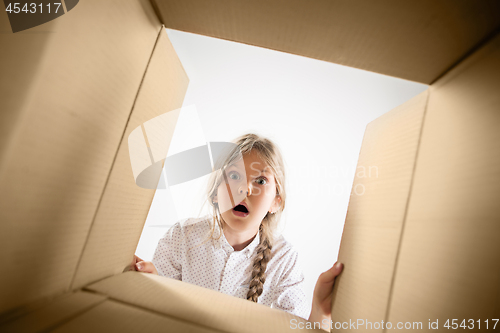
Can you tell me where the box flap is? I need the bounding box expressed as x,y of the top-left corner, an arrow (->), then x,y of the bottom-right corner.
386,32 -> 500,324
85,272 -> 322,332
331,90 -> 428,330
0,291 -> 106,333
53,300 -> 222,333
71,27 -> 189,289
152,0 -> 500,84
0,0 -> 161,313
0,7 -> 53,169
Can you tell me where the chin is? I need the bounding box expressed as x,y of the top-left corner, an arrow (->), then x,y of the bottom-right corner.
221,211 -> 249,225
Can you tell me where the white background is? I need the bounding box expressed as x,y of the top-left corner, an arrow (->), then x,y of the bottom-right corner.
136,28 -> 428,314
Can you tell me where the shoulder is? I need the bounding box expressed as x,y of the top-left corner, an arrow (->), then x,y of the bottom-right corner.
164,215 -> 213,240
267,234 -> 305,287
271,233 -> 299,256
179,215 -> 212,230
270,234 -> 301,267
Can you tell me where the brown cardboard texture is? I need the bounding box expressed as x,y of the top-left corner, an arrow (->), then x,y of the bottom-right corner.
386,32 -> 500,326
1,292 -> 106,333
152,0 -> 500,84
1,0 -> 500,332
52,300 -> 222,333
70,24 -> 188,291
0,0 -> 162,314
85,271 -> 316,333
331,31 -> 500,332
331,91 -> 428,331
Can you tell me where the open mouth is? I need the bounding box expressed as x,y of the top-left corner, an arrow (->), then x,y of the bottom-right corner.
232,202 -> 249,217
233,204 -> 249,213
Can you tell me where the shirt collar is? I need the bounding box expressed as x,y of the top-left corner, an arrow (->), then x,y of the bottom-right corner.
213,226 -> 261,259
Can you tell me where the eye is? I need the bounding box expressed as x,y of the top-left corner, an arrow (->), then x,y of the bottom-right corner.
228,171 -> 240,180
255,177 -> 268,185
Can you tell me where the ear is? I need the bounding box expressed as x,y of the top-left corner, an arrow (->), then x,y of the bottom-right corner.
269,195 -> 281,213
213,195 -> 218,204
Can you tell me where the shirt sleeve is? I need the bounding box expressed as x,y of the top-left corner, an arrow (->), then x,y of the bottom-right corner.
271,249 -> 310,320
151,221 -> 183,280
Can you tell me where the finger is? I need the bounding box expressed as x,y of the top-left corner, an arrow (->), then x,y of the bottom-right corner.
135,261 -> 157,274
131,255 -> 143,271
329,261 -> 343,275
312,262 -> 344,308
134,255 -> 144,264
318,262 -> 343,284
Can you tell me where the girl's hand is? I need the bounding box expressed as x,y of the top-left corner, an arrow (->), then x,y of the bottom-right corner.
132,255 -> 159,275
308,262 -> 343,331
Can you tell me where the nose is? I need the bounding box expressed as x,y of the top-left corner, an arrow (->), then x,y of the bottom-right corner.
238,182 -> 252,196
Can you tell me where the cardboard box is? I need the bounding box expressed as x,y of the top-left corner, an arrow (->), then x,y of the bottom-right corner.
1,0 -> 499,331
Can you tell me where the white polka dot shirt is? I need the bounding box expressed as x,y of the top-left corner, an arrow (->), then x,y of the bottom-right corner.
152,215 -> 309,319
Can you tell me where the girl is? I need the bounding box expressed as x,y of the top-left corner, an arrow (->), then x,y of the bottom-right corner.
134,133 -> 342,328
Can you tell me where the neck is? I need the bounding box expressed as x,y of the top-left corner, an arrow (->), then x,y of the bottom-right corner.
223,225 -> 259,251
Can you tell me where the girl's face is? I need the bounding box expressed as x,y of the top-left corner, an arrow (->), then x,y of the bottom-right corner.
214,150 -> 281,234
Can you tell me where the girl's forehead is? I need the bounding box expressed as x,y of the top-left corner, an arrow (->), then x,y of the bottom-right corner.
227,154 -> 274,174
243,150 -> 267,164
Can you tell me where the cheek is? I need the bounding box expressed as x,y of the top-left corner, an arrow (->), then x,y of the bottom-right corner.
255,186 -> 277,205
216,184 -> 231,210
252,185 -> 271,197
262,185 -> 277,198
252,186 -> 262,196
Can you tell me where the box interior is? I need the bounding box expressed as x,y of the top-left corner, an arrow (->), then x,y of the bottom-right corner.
1,0 -> 499,331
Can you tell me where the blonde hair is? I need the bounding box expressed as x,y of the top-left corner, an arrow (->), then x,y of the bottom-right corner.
205,133 -> 286,302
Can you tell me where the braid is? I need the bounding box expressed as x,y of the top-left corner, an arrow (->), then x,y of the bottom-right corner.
246,224 -> 273,303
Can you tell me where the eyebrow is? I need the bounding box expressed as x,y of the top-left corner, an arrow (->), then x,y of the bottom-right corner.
227,165 -> 272,174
